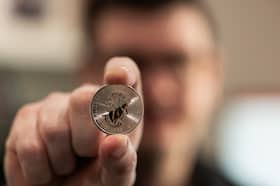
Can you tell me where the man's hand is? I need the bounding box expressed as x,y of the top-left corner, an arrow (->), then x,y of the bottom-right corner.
4,57 -> 143,186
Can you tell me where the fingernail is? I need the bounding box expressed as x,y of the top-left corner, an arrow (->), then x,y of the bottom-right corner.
111,136 -> 128,159
120,66 -> 136,86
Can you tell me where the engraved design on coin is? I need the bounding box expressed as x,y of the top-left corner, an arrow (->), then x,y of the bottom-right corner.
90,85 -> 144,134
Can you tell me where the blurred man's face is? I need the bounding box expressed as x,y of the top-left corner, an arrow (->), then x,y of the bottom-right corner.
86,3 -> 222,152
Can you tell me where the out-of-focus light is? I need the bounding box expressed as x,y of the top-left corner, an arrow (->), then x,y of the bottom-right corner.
216,95 -> 280,186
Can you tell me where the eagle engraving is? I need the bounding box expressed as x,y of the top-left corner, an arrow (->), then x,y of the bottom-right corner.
106,103 -> 128,127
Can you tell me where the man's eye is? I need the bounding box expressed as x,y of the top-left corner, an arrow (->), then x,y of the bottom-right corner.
164,55 -> 187,68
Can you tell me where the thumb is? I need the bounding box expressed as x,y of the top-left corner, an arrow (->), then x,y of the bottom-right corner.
99,135 -> 137,186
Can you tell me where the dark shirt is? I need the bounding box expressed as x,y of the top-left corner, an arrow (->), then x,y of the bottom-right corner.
0,159 -> 4,186
190,160 -> 236,186
135,150 -> 236,186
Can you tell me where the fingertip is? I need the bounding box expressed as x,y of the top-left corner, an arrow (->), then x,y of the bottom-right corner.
104,57 -> 140,87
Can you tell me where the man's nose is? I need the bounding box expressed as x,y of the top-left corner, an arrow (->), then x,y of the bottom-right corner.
143,69 -> 181,109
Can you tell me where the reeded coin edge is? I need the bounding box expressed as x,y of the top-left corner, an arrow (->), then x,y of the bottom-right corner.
89,84 -> 144,135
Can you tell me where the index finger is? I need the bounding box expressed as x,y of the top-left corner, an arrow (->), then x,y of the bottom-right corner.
103,57 -> 143,149
104,57 -> 142,94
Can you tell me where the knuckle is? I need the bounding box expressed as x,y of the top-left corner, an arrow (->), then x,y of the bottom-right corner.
5,136 -> 14,152
18,140 -> 44,159
40,122 -> 67,143
46,92 -> 65,100
38,97 -> 69,143
70,85 -> 95,113
38,111 -> 68,144
115,152 -> 137,175
38,109 -> 49,127
17,103 -> 37,118
115,162 -> 135,175
5,128 -> 17,152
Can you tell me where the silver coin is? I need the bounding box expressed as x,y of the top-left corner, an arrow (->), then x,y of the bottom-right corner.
90,85 -> 144,134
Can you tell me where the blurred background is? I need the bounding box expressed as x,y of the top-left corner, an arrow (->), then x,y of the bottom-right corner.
0,0 -> 279,185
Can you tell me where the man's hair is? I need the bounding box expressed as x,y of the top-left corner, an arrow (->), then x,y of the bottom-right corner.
85,0 -> 218,42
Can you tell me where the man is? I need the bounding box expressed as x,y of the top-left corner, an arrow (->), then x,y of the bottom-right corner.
4,0 -> 233,185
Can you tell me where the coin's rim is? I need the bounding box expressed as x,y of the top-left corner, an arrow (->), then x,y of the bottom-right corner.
89,84 -> 144,135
